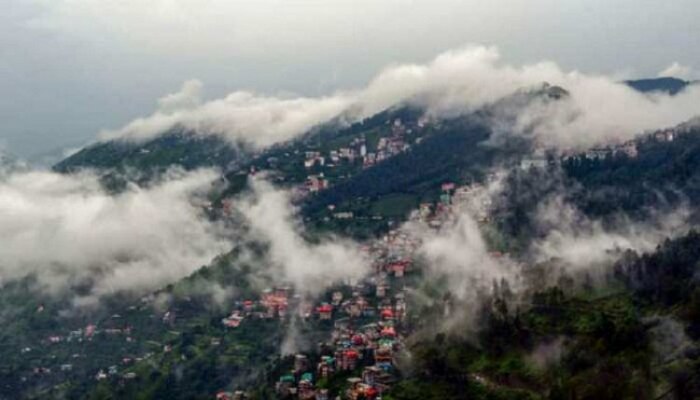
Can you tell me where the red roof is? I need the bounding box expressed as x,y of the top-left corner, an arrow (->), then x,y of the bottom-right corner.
216,392 -> 232,400
381,327 -> 397,337
344,349 -> 359,359
380,309 -> 394,318
317,304 -> 333,313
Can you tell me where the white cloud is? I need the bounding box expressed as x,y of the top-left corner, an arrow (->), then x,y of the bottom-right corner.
98,45 -> 700,152
157,79 -> 203,113
0,168 -> 231,306
658,62 -> 694,79
100,89 -> 354,148
531,195 -> 691,271
418,212 -> 520,300
236,178 -> 369,295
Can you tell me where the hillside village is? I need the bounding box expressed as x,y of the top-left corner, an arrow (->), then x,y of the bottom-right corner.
7,115 -> 700,399
23,171 -> 486,400
206,177 -> 485,400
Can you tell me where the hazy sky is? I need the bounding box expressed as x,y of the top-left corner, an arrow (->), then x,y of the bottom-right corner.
2,0 -> 698,159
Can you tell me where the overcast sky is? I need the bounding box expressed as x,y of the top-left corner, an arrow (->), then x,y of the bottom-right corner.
2,0 -> 699,159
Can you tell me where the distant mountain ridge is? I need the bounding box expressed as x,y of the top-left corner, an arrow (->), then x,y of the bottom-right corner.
625,77 -> 695,95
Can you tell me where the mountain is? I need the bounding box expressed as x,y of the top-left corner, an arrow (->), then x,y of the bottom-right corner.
54,127 -> 249,174
625,77 -> 693,95
9,85 -> 700,400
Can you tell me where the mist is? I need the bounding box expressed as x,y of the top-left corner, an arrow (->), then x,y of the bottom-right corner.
98,46 -> 700,153
0,167 -> 231,307
235,178 -> 369,295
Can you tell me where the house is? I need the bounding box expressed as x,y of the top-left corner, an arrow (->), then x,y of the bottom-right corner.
395,300 -> 407,322
336,349 -> 359,370
585,148 -> 610,160
333,212 -> 354,220
85,324 -> 97,338
348,302 -> 363,318
216,392 -> 234,400
419,203 -> 432,218
380,326 -> 397,338
315,388 -> 329,400
618,142 -> 638,158
520,158 -> 548,170
380,308 -> 394,321
298,372 -> 315,399
299,301 -> 314,319
332,291 -> 344,305
232,391 -> 247,400
440,193 -> 451,205
222,314 -> 244,328
162,311 -> 176,325
375,283 -> 389,298
276,375 -> 295,397
374,347 -> 393,364
339,147 -> 356,160
317,304 -> 333,320
362,366 -> 381,386
441,182 -> 456,192
346,379 -> 379,400
124,372 -> 137,380
307,175 -> 329,193
317,356 -> 335,378
655,130 -> 675,142
387,261 -> 409,277
294,354 -> 309,373
351,334 -> 365,347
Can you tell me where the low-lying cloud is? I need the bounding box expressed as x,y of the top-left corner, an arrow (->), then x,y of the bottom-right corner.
100,82 -> 354,148
0,168 -> 231,307
235,178 -> 369,295
531,195 -> 691,271
658,62 -> 694,80
101,45 -> 700,152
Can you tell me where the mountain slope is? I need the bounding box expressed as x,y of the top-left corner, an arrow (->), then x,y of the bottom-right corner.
54,128 -> 249,174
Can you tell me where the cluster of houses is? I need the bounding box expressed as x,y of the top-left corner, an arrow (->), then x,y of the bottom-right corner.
300,117 -> 430,198
565,128 -> 677,162
361,119 -> 415,169
303,117 -> 422,172
273,288 -> 408,400
42,319 -> 135,349
220,287 -> 294,327
259,206 -> 432,399
581,141 -> 639,160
